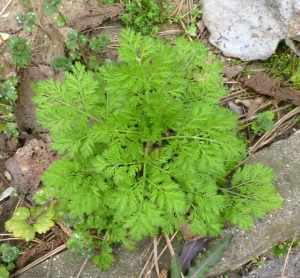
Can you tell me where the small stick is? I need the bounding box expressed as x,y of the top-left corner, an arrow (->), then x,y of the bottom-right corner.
281,233 -> 298,278
285,38 -> 300,57
153,236 -> 160,278
76,259 -> 88,278
250,106 -> 300,154
0,0 -> 13,16
145,232 -> 179,276
46,241 -> 54,278
138,235 -> 163,278
171,0 -> 185,17
12,244 -> 67,277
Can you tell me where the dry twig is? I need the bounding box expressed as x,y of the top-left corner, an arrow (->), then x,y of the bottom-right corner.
12,244 -> 67,277
0,0 -> 13,16
153,236 -> 160,277
139,232 -> 179,278
250,106 -> 300,154
76,259 -> 88,278
281,233 -> 298,278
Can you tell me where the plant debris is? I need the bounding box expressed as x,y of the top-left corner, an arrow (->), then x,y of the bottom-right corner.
240,74 -> 300,106
68,3 -> 125,31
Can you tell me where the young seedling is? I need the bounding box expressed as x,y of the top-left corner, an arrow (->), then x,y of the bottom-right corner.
9,37 -> 31,68
43,0 -> 68,27
252,111 -> 275,136
0,244 -> 20,277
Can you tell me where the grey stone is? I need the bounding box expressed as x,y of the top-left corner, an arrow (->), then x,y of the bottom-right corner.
18,237 -> 183,278
244,249 -> 300,278
207,130 -> 300,277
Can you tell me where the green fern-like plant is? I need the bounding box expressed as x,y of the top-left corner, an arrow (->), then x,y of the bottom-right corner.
29,28 -> 282,269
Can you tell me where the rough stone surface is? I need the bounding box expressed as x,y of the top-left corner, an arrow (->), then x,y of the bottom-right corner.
18,131 -> 300,277
244,248 -> 300,278
18,237 -> 183,278
207,130 -> 300,277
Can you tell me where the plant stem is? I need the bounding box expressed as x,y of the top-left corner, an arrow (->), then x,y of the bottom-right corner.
34,23 -> 52,40
58,11 -> 68,26
28,200 -> 56,224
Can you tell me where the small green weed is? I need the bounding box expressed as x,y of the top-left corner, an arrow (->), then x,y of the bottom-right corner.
250,256 -> 266,270
43,0 -> 68,26
5,187 -> 65,242
0,76 -> 20,138
176,2 -> 202,37
9,37 -> 31,68
16,12 -> 36,32
252,111 -> 275,136
51,56 -> 72,72
51,30 -> 110,72
290,62 -> 300,89
264,41 -> 297,80
100,0 -> 173,35
89,34 -> 110,52
273,238 -> 299,259
0,244 -> 20,278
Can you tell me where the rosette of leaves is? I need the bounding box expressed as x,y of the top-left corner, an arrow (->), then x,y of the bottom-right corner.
43,0 -> 68,26
16,12 -> 36,32
2,247 -> 19,265
0,80 -> 18,103
31,28 -> 282,269
89,34 -> 110,52
9,37 -> 31,68
0,244 -> 20,275
51,56 -> 72,72
43,0 -> 61,15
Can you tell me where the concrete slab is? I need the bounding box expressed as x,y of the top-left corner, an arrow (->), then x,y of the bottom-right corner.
18,237 -> 182,278
207,130 -> 300,277
244,246 -> 300,278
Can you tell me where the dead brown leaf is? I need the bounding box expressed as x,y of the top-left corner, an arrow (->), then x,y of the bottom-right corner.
180,223 -> 204,243
69,3 -> 125,31
240,74 -> 300,106
224,65 -> 245,79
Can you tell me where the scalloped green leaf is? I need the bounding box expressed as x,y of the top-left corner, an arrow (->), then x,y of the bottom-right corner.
31,206 -> 55,234
33,187 -> 58,205
5,207 -> 36,242
0,265 -> 9,278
